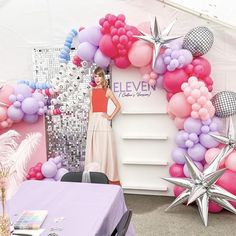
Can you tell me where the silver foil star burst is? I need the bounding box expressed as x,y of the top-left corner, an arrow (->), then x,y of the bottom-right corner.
164,117 -> 236,226
134,17 -> 182,69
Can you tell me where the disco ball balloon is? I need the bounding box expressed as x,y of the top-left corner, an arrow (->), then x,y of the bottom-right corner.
211,91 -> 236,118
183,26 -> 214,57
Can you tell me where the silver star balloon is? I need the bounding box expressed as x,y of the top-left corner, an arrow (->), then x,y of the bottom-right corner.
133,17 -> 182,69
163,154 -> 236,226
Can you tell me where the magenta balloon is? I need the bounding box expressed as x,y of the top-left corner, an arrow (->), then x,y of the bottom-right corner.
21,97 -> 39,115
86,26 -> 103,46
153,55 -> 166,74
7,105 -> 24,122
169,163 -> 185,177
54,168 -> 69,181
199,133 -> 219,148
41,161 -> 57,178
77,42 -> 97,61
217,170 -> 236,195
23,114 -> 39,123
187,143 -> 206,162
94,49 -> 111,68
14,84 -> 32,98
184,117 -> 202,135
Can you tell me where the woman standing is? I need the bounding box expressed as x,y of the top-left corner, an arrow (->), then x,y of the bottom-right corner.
85,67 -> 121,183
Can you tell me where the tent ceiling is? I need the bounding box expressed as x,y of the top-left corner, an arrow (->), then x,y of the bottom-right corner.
160,0 -> 236,29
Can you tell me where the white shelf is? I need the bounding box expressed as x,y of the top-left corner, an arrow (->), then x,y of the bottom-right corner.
122,135 -> 168,140
121,111 -> 167,115
122,160 -> 168,166
122,185 -> 168,192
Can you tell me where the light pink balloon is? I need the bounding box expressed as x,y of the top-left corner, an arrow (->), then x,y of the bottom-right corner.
168,92 -> 192,118
174,117 -> 185,130
143,74 -> 150,82
150,72 -> 158,79
128,40 -> 152,67
225,152 -> 236,172
148,79 -> 156,86
140,65 -> 152,75
205,148 -> 221,164
0,107 -> 7,122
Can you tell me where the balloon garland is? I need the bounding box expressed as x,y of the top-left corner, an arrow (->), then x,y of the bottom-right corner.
53,13 -> 236,221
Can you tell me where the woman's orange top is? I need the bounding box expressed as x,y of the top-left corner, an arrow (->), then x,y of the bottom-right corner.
92,88 -> 108,112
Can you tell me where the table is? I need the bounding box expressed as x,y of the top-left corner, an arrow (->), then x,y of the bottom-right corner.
9,180 -> 135,236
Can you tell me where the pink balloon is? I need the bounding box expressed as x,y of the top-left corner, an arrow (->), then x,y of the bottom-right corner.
169,163 -> 185,177
192,57 -> 211,78
173,185 -> 186,197
148,79 -> 156,86
143,74 -> 150,82
0,85 -> 14,106
217,170 -> 236,195
128,40 -> 152,67
139,65 -> 152,75
225,152 -> 236,172
174,117 -> 185,130
205,148 -> 221,164
163,69 -> 189,94
114,56 -> 131,69
0,107 -> 7,121
208,201 -> 223,213
168,92 -> 192,118
150,72 -> 158,79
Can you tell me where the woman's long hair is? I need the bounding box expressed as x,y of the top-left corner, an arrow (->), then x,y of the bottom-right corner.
94,67 -> 108,88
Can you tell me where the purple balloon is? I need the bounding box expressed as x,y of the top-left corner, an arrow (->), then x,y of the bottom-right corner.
32,92 -> 46,104
86,26 -> 103,46
179,49 -> 193,66
78,29 -> 89,43
23,114 -> 39,123
156,75 -> 164,89
187,143 -> 206,162
13,101 -> 21,108
77,42 -> 97,61
188,133 -> 199,143
201,125 -> 210,133
175,130 -> 188,148
9,94 -> 16,103
57,163 -> 62,169
7,105 -> 24,122
21,97 -> 39,115
94,49 -> 111,68
171,147 -> 187,164
54,156 -> 63,164
184,117 -> 202,135
54,168 -> 69,181
212,116 -> 223,131
41,161 -> 57,178
183,161 -> 203,177
199,133 -> 219,148
185,140 -> 194,148
153,55 -> 166,74
14,84 -> 32,98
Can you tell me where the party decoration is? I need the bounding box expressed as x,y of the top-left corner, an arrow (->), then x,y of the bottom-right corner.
134,17 -> 182,68
163,154 -> 236,226
211,91 -> 236,118
183,26 -> 214,57
0,130 -> 41,200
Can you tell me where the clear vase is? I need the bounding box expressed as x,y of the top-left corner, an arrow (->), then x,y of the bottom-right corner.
0,188 -> 10,236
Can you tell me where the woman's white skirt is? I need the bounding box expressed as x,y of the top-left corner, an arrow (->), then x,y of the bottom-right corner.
85,112 -> 119,181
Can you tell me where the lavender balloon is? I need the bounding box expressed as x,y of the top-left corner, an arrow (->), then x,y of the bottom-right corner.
23,114 -> 39,123
94,49 -> 111,68
41,161 -> 57,178
14,84 -> 32,98
54,168 -> 69,181
183,161 -> 203,177
184,117 -> 202,135
175,130 -> 188,148
32,92 -> 46,104
171,147 -> 187,164
77,42 -> 97,61
78,29 -> 89,43
199,133 -> 219,148
187,143 -> 206,162
7,105 -> 24,122
179,49 -> 193,66
153,55 -> 166,74
86,26 -> 103,46
156,75 -> 164,89
21,97 -> 39,115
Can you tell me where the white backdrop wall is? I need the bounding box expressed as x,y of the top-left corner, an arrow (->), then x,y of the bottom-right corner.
1,0 -> 236,195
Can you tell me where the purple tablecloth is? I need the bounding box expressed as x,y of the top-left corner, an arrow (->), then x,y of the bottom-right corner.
9,180 -> 135,236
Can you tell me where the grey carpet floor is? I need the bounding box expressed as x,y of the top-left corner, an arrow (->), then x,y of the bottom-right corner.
125,194 -> 236,236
